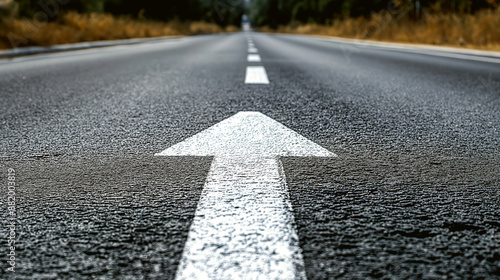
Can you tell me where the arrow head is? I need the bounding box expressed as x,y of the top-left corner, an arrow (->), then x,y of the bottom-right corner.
155,112 -> 336,157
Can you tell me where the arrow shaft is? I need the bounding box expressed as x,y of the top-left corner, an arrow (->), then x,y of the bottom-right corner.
175,156 -> 306,280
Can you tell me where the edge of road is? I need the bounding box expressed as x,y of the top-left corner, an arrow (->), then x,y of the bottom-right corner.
2,30 -> 500,61
266,32 -> 500,60
0,35 -> 185,59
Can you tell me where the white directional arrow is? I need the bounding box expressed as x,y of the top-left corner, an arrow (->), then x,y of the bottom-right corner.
155,112 -> 336,280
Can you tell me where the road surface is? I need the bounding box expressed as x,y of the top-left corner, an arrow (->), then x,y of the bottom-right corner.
1,32 -> 499,279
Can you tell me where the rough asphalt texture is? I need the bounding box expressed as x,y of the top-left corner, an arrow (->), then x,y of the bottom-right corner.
1,33 -> 499,279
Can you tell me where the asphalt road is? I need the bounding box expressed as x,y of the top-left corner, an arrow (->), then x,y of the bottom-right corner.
1,32 -> 499,279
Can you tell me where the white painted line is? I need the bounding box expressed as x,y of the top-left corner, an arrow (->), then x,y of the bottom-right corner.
245,66 -> 269,84
248,43 -> 255,48
156,112 -> 335,280
320,37 -> 500,64
391,47 -> 500,64
248,47 -> 258,53
247,54 -> 261,62
176,156 -> 304,280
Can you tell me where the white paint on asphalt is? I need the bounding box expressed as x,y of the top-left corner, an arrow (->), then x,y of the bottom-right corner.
156,112 -> 335,279
247,54 -> 261,62
245,66 -> 269,84
248,47 -> 258,53
156,112 -> 335,157
389,47 -> 500,64
320,37 -> 500,64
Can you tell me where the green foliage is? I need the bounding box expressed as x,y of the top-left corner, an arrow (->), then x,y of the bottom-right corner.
249,0 -> 391,27
12,0 -> 245,26
15,0 -> 108,18
249,0 -> 498,27
11,0 -> 497,27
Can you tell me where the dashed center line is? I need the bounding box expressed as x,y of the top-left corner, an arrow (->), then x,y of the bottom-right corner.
245,37 -> 269,84
247,54 -> 261,62
245,66 -> 269,84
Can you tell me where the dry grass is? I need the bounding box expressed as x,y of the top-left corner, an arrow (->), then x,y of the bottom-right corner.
262,7 -> 500,51
0,12 -> 238,49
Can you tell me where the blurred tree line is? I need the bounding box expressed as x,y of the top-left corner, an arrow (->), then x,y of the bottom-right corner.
249,0 -> 499,27
7,0 -> 245,26
3,0 -> 497,27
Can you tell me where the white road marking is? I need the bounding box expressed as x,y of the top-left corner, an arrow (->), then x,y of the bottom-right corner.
247,54 -> 261,62
248,47 -> 258,53
245,66 -> 269,84
156,112 -> 335,280
388,47 -> 500,64
320,37 -> 500,64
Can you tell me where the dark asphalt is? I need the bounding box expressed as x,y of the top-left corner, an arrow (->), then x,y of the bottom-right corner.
1,32 -> 499,279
